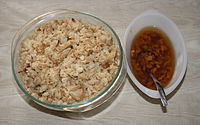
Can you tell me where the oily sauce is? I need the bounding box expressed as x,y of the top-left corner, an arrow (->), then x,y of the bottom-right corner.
130,26 -> 175,90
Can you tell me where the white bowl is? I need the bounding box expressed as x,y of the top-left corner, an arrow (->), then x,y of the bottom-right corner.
124,10 -> 187,98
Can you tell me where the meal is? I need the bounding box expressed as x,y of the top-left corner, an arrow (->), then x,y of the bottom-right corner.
130,26 -> 175,90
18,18 -> 120,105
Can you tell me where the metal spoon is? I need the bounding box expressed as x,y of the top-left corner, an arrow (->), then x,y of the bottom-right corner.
149,72 -> 168,107
136,50 -> 168,107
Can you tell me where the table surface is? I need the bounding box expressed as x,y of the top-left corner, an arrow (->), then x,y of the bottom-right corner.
0,0 -> 200,125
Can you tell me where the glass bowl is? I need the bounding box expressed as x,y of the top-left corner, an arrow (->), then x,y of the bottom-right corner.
11,9 -> 127,112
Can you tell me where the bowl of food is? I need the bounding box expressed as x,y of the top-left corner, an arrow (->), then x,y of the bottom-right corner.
125,10 -> 187,98
11,9 -> 126,112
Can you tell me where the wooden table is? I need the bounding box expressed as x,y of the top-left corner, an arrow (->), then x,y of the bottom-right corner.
0,0 -> 200,124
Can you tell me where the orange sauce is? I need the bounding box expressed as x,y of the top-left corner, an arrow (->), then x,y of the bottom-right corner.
130,26 -> 175,90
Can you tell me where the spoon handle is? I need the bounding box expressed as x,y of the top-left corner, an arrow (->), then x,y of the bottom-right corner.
149,73 -> 168,107
157,83 -> 168,107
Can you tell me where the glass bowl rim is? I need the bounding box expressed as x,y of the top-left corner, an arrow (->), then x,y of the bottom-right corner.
11,9 -> 124,109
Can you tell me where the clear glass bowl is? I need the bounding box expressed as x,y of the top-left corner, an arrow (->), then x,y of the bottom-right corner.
11,9 -> 127,112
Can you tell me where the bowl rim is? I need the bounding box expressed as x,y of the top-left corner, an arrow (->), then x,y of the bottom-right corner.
124,9 -> 187,98
11,9 -> 124,109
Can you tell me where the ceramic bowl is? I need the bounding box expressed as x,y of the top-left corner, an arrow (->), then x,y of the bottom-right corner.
124,10 -> 187,98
